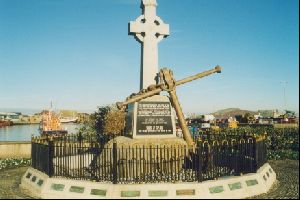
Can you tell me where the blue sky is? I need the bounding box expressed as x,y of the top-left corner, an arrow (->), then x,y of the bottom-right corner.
0,0 -> 299,114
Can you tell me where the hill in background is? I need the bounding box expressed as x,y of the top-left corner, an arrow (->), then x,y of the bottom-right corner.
211,108 -> 258,118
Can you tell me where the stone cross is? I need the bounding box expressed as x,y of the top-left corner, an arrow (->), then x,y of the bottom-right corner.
129,0 -> 170,90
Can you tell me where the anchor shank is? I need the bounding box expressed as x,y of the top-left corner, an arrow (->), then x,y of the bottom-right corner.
176,66 -> 221,86
168,90 -> 194,147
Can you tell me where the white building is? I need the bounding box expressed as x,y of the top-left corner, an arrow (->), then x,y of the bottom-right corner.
0,112 -> 21,122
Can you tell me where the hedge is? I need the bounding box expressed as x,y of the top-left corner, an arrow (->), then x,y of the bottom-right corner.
212,126 -> 299,160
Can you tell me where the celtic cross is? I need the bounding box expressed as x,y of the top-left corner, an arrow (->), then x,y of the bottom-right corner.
129,0 -> 170,90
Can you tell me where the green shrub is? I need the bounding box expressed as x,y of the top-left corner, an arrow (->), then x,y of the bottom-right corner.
224,127 -> 299,160
267,150 -> 299,160
0,158 -> 31,171
197,126 -> 299,160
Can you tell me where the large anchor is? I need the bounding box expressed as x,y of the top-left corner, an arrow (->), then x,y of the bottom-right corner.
117,66 -> 222,147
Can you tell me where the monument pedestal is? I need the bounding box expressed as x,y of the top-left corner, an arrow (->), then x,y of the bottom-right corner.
101,136 -> 188,176
105,136 -> 187,148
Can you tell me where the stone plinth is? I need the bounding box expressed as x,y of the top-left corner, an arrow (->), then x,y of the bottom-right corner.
97,136 -> 188,178
105,136 -> 187,148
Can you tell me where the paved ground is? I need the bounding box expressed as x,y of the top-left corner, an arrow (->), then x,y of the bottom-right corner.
0,160 -> 298,199
250,160 -> 299,199
0,166 -> 32,199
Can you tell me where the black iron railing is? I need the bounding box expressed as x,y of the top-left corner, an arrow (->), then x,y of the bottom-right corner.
31,140 -> 54,176
31,134 -> 267,184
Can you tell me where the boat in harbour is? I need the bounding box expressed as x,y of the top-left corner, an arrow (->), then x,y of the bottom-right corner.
0,120 -> 13,127
39,110 -> 68,137
59,116 -> 78,123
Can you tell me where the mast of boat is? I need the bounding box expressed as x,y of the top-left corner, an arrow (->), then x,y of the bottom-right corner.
49,101 -> 52,131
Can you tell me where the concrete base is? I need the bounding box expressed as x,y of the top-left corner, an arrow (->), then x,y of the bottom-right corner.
20,163 -> 276,199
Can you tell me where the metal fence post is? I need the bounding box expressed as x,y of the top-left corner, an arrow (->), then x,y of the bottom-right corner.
48,140 -> 54,177
31,140 -> 35,168
264,139 -> 267,164
253,139 -> 258,172
113,142 -> 118,184
197,144 -> 203,182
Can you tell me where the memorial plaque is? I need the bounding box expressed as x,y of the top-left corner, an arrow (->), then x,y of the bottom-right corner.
136,101 -> 173,135
123,95 -> 176,139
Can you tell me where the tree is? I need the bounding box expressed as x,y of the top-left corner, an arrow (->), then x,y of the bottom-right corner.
78,104 -> 126,144
90,104 -> 125,138
90,105 -> 111,135
79,104 -> 126,175
103,105 -> 126,137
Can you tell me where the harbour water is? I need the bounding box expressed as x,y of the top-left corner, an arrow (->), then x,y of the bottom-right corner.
0,123 -> 81,141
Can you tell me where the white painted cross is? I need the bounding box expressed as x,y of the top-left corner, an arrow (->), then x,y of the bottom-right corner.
129,0 -> 170,90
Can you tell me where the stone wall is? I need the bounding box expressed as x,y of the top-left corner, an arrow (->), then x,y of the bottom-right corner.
0,142 -> 31,158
